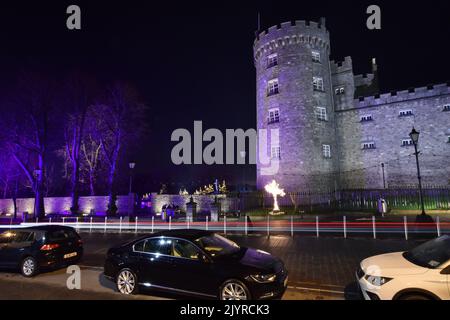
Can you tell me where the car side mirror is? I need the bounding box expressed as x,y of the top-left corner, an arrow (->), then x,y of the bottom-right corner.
440,265 -> 450,275
200,253 -> 211,264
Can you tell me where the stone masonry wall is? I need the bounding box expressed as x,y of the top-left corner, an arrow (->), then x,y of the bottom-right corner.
0,195 -> 134,216
335,84 -> 450,188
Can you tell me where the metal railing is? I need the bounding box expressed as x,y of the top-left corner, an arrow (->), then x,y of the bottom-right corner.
2,215 -> 449,240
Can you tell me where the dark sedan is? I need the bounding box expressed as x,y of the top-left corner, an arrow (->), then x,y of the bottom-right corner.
104,229 -> 288,300
0,225 -> 83,277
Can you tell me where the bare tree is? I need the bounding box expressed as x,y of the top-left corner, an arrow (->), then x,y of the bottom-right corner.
80,117 -> 104,196
2,72 -> 56,218
56,74 -> 99,213
93,82 -> 147,215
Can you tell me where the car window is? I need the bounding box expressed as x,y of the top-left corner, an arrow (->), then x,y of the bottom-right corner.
141,238 -> 172,255
172,239 -> 202,260
195,234 -> 240,257
47,229 -> 77,241
0,231 -> 15,244
404,235 -> 450,268
0,231 -> 34,244
13,231 -> 34,243
134,240 -> 145,252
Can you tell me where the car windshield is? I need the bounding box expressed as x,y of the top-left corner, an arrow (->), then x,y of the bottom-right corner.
403,235 -> 450,268
194,234 -> 240,257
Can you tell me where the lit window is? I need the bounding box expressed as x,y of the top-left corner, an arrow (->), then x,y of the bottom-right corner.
447,136 -> 450,143
313,77 -> 324,91
443,105 -> 450,112
335,87 -> 345,95
362,142 -> 376,150
360,115 -> 373,122
312,51 -> 321,63
268,108 -> 280,124
267,53 -> 278,68
322,144 -> 331,158
399,110 -> 414,117
316,107 -> 328,121
271,146 -> 281,159
267,79 -> 279,96
401,138 -> 414,147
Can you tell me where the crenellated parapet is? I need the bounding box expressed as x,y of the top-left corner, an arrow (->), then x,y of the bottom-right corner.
253,19 -> 330,61
330,56 -> 353,74
354,82 -> 450,108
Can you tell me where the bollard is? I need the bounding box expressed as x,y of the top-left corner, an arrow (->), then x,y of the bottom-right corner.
316,216 -> 319,238
404,216 -> 408,240
436,216 -> 441,237
343,216 -> 347,239
291,216 -> 294,237
169,216 -> 172,231
267,215 -> 270,238
63,217 -> 66,225
36,217 -> 39,224
205,216 -> 208,231
76,217 -> 79,230
90,217 -> 93,233
49,217 -> 52,224
119,216 -> 123,233
187,216 -> 190,229
245,215 -> 248,236
135,217 -> 138,233
224,215 -> 227,235
104,217 -> 108,233
151,216 -> 154,233
10,217 -> 13,229
372,216 -> 376,239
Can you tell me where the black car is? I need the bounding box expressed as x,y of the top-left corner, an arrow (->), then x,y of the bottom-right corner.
0,225 -> 83,277
104,229 -> 288,300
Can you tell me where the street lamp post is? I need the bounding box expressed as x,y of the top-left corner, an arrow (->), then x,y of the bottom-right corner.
129,162 -> 136,194
240,151 -> 246,192
33,169 -> 42,219
409,128 -> 432,222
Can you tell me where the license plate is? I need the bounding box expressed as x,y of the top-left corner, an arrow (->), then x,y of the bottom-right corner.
64,252 -> 77,259
284,276 -> 288,287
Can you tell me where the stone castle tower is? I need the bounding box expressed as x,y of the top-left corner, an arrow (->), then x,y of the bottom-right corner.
254,18 -> 338,192
254,18 -> 450,192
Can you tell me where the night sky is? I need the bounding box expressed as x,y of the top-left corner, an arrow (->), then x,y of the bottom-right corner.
0,0 -> 449,193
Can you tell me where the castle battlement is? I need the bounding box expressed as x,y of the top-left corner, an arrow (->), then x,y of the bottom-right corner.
254,18 -> 330,61
330,56 -> 353,74
354,82 -> 450,108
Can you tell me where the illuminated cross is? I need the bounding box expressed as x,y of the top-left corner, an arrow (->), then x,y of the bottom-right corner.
264,180 -> 285,212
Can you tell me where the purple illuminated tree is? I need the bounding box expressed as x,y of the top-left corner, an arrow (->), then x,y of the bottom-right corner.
1,72 -> 56,219
92,82 -> 147,216
59,74 -> 98,214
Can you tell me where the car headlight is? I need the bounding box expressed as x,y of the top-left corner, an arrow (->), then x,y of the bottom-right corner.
250,274 -> 277,283
364,275 -> 393,286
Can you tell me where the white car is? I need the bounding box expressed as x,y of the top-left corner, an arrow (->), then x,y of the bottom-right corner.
357,235 -> 450,300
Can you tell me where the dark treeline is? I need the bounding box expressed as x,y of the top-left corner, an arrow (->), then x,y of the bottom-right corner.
0,71 -> 148,217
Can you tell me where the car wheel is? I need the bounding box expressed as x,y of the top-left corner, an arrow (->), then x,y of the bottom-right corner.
116,268 -> 138,295
220,279 -> 251,300
21,256 -> 38,277
398,294 -> 433,300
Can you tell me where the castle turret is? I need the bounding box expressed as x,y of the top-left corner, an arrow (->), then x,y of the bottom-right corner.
254,19 -> 338,192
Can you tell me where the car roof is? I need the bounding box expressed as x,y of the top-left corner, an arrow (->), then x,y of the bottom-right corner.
146,229 -> 215,241
10,225 -> 76,232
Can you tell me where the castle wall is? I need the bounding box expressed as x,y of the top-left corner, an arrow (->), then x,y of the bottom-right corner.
336,84 -> 450,188
0,195 -> 134,216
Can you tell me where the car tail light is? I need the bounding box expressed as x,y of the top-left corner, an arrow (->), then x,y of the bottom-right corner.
40,243 -> 60,251
77,239 -> 83,245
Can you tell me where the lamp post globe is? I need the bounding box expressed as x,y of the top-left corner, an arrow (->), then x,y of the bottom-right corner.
128,162 -> 136,194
